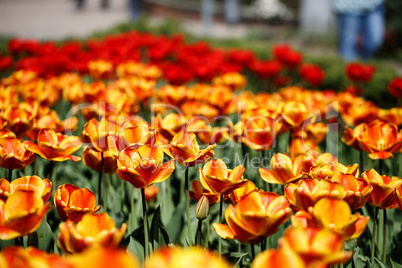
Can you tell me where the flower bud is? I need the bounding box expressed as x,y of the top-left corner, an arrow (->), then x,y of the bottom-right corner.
195,196 -> 209,221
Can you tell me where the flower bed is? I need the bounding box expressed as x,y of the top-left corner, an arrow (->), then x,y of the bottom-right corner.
0,28 -> 401,267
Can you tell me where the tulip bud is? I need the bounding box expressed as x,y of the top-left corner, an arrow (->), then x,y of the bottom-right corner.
195,196 -> 209,221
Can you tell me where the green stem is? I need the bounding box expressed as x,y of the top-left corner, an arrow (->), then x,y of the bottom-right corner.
195,220 -> 202,245
371,207 -> 379,265
250,243 -> 255,259
184,166 -> 192,246
238,242 -> 241,253
382,209 -> 387,264
241,143 -> 248,167
260,236 -> 265,251
8,169 -> 12,182
206,214 -> 210,248
219,195 -> 223,256
99,152 -> 104,208
141,188 -> 149,260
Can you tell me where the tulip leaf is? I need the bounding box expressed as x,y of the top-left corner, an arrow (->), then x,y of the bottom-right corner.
165,199 -> 185,243
159,223 -> 170,245
375,257 -> 388,268
35,217 -> 53,251
391,259 -> 402,268
150,205 -> 161,245
127,236 -> 144,263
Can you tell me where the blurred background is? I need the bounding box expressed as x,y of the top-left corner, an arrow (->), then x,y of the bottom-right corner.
0,0 -> 401,65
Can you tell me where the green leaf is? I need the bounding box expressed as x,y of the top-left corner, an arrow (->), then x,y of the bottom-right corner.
150,205 -> 161,245
159,223 -> 170,245
375,257 -> 387,268
35,216 -> 53,251
391,259 -> 402,268
165,199 -> 185,243
127,236 -> 144,263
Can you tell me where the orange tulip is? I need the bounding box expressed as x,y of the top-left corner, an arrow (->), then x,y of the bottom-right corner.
290,138 -> 320,158
0,175 -> 51,202
67,246 -> 139,268
54,184 -> 101,222
189,180 -> 220,206
57,212 -> 127,254
212,72 -> 247,91
252,245 -> 307,268
0,246 -> 73,268
259,153 -> 307,185
186,118 -> 226,145
157,85 -> 188,106
0,190 -> 51,239
144,185 -> 159,202
82,147 -> 117,174
199,158 -> 247,195
116,145 -> 175,189
279,227 -> 352,266
357,120 -> 402,159
342,124 -> 368,151
284,179 -> 347,212
0,137 -> 36,170
88,59 -> 114,80
24,128 -> 81,162
152,113 -> 186,142
162,131 -> 215,167
292,198 -> 369,240
81,117 -> 121,152
281,101 -> 311,129
213,190 -> 292,244
227,180 -> 257,204
145,246 -> 232,268
241,116 -> 276,151
1,105 -> 34,137
362,169 -> 402,209
331,173 -> 372,210
293,122 -> 327,144
309,162 -> 359,181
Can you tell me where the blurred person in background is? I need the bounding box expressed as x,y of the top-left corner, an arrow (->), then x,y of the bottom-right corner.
333,0 -> 385,61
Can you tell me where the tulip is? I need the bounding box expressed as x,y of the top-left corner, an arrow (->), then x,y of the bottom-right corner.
281,101 -> 310,129
213,190 -> 292,244
279,227 -> 352,266
145,247 -> 232,268
292,198 -> 369,240
161,131 -> 215,167
199,158 -> 246,195
357,120 -> 402,160
67,246 -> 140,268
57,212 -> 127,254
252,245 -> 306,268
259,153 -> 306,185
81,117 -> 121,153
54,184 -> 101,222
331,173 -> 372,210
144,185 -> 159,202
308,162 -> 359,181
0,137 -> 36,181
24,128 -> 82,162
116,144 -> 174,257
241,116 -> 276,151
0,175 -> 51,203
227,180 -> 257,204
152,113 -> 186,142
361,169 -> 402,264
0,246 -> 72,268
0,190 -> 51,239
284,179 -> 347,212
82,146 -> 117,174
116,145 -> 175,189
1,105 -> 34,137
189,180 -> 220,206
